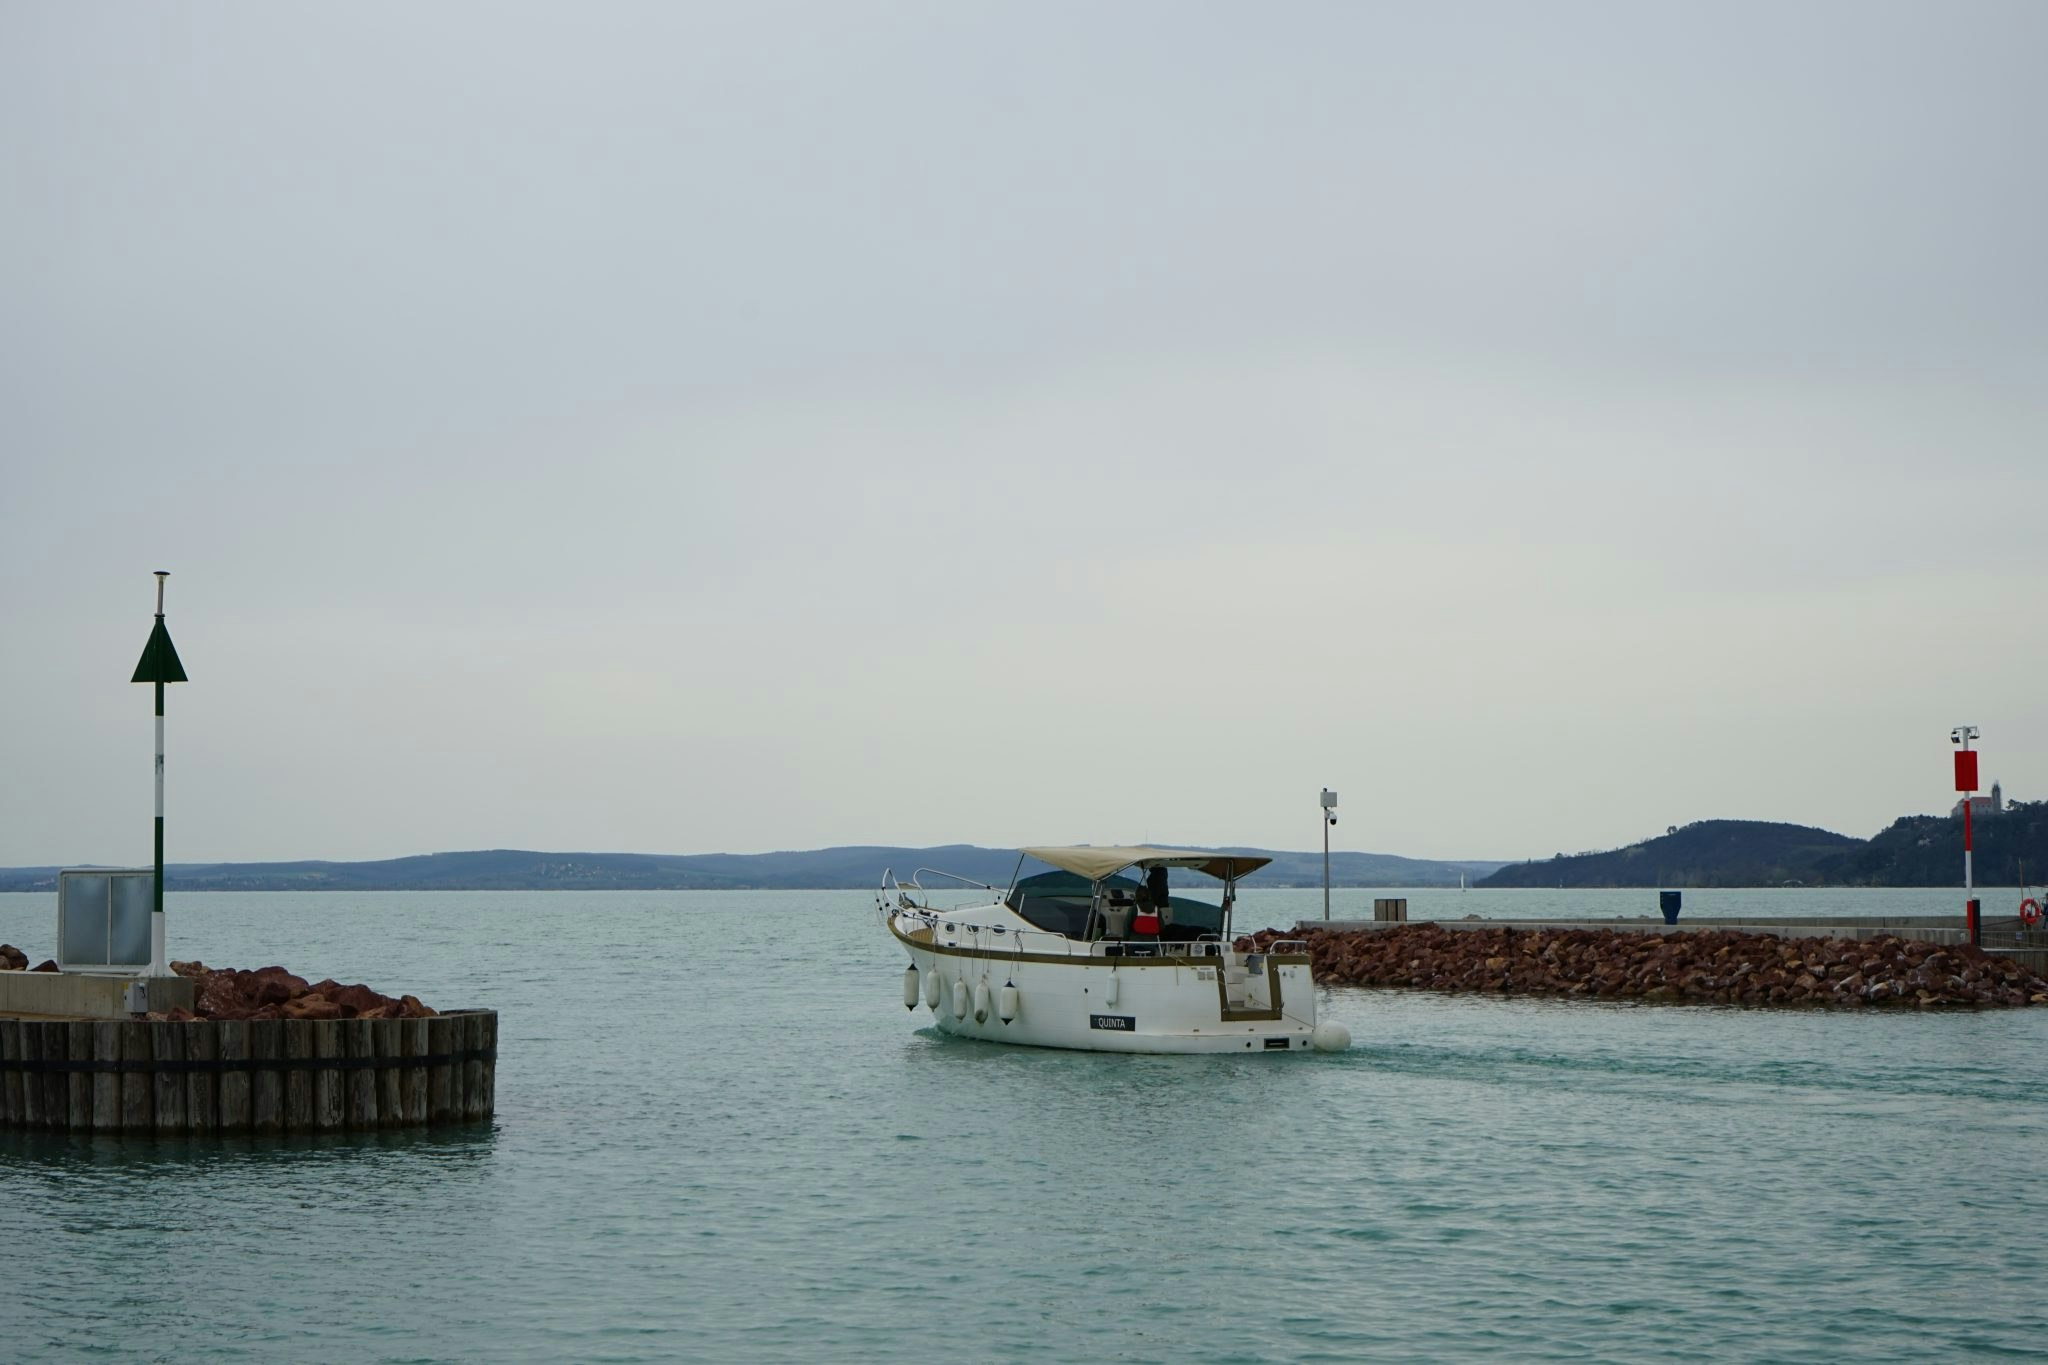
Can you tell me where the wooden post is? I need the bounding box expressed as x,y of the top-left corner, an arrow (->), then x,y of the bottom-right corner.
0,1020 -> 19,1129
373,1019 -> 403,1128
402,1017 -> 429,1124
26,1025 -> 44,1132
313,1020 -> 344,1131
14,1022 -> 35,1127
17,1023 -> 42,1130
47,1021 -> 71,1131
344,1020 -> 377,1130
449,1013 -> 471,1121
119,1020 -> 153,1133
252,1019 -> 285,1135
461,1013 -> 487,1121
283,1020 -> 314,1133
473,1012 -> 496,1121
92,1021 -> 123,1133
151,1021 -> 187,1134
67,1021 -> 94,1132
24,1024 -> 44,1131
187,1022 -> 219,1135
1,1008 -> 495,1134
217,1020 -> 252,1133
426,1015 -> 455,1124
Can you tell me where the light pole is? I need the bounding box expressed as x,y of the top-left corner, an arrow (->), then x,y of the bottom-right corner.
1321,788 -> 1338,921
1952,725 -> 1980,946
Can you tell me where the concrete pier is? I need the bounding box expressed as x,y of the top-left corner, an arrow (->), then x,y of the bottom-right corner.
1304,914 -> 1971,945
0,972 -> 194,1020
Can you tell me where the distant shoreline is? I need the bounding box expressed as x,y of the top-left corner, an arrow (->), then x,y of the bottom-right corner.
8,810 -> 2036,892
0,843 -> 1507,895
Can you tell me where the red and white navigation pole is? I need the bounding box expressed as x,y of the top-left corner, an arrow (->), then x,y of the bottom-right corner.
1952,724 -> 1980,947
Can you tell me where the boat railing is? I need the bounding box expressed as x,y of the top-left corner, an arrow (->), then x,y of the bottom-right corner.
912,866 -> 1001,894
879,866 -> 1001,914
892,907 -> 1078,956
882,891 -> 1256,963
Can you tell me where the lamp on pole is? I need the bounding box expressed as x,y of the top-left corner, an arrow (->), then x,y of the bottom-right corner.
1952,725 -> 1981,946
1320,788 -> 1338,921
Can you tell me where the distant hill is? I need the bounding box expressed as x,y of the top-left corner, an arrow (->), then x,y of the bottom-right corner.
1827,801 -> 2048,886
1479,806 -> 2048,888
1478,820 -> 1860,889
18,807 -> 2036,892
0,845 -> 1507,893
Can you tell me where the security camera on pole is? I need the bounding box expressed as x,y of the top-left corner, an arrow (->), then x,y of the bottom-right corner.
1951,725 -> 1980,947
1321,788 -> 1338,921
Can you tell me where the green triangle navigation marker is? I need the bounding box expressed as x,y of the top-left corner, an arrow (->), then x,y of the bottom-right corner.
131,571 -> 186,977
132,617 -> 187,685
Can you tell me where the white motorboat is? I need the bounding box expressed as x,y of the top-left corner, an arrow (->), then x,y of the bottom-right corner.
878,845 -> 1350,1054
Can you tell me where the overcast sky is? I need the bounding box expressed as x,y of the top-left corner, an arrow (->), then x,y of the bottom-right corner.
3,2 -> 2044,867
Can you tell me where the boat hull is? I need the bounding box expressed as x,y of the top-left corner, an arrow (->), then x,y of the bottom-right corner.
892,918 -> 1321,1055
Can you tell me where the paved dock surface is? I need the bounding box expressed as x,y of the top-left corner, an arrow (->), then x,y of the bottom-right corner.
1304,915 -> 1972,945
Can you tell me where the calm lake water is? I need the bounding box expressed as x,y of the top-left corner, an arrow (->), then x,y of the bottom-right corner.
3,887 -> 2045,1363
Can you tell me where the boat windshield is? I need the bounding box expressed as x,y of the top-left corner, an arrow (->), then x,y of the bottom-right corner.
1006,870 -> 1130,936
1005,869 -> 1227,940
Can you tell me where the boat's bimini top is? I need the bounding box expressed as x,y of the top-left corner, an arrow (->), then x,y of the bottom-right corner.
1018,845 -> 1272,883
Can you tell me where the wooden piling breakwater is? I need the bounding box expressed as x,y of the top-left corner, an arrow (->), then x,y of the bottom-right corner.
0,1010 -> 494,1133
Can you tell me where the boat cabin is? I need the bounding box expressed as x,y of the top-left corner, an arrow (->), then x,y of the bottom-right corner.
1003,846 -> 1270,946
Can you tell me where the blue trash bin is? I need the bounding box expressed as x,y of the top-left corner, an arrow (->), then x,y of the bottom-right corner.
1659,890 -> 1681,925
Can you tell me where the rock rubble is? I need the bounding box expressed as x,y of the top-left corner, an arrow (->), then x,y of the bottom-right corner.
155,961 -> 439,1022
1239,924 -> 2048,1009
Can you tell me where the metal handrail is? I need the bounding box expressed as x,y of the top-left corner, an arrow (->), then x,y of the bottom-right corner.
877,869 -> 918,913
890,905 -> 1077,957
887,901 -> 1255,964
880,866 -> 1002,914
910,866 -> 999,893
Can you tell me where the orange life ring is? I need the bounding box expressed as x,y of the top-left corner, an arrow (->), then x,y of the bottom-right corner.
2021,898 -> 2042,926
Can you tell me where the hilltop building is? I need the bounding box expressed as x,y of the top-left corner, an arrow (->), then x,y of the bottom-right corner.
1951,780 -> 2004,819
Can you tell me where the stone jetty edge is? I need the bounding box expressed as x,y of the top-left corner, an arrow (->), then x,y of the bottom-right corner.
1241,924 -> 2048,1008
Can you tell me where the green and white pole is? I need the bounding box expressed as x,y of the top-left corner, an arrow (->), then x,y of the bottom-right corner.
132,571 -> 187,977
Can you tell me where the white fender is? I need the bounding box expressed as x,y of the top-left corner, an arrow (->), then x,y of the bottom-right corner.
997,981 -> 1019,1024
952,978 -> 971,1020
972,979 -> 991,1024
1103,971 -> 1119,1008
902,965 -> 920,1010
1312,1021 -> 1351,1052
924,966 -> 942,1009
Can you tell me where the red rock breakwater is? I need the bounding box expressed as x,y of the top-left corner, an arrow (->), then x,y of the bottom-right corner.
159,960 -> 439,1022
1239,924 -> 2048,1008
